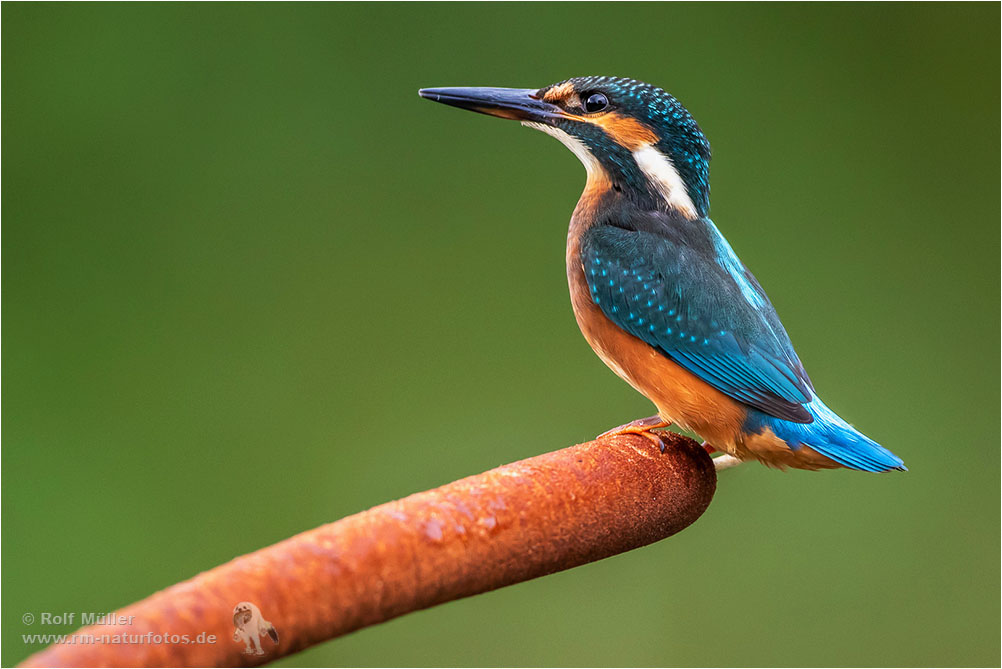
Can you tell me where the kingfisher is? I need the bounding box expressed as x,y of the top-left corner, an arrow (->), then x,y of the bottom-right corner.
419,77 -> 905,472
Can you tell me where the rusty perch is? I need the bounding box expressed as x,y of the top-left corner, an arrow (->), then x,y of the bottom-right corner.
21,433 -> 716,667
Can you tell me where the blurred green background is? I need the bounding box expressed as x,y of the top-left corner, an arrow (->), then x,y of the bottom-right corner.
3,3 -> 999,667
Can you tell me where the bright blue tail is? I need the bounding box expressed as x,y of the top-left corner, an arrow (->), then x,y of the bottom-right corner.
749,395 -> 906,472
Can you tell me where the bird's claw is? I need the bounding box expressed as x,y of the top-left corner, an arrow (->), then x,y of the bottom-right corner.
599,415 -> 670,438
598,415 -> 673,452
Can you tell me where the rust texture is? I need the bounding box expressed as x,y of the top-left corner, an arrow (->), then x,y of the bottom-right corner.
21,433 -> 715,668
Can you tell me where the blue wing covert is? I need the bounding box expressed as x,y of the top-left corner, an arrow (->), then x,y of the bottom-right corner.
580,216 -> 815,423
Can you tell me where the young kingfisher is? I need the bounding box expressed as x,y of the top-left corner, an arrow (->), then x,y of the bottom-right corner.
419,77 -> 905,472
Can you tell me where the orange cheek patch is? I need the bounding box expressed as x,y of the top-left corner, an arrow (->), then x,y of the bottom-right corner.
590,113 -> 658,150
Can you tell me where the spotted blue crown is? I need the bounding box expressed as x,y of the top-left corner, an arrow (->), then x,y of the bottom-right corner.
548,76 -> 712,215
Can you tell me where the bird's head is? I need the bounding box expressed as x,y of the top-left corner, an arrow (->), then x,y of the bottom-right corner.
419,76 -> 711,218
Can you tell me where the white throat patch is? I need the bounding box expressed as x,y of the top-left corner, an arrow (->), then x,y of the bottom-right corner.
632,144 -> 698,219
523,123 -> 699,219
522,121 -> 601,181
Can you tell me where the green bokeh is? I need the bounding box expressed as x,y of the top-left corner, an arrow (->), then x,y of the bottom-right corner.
3,3 -> 998,666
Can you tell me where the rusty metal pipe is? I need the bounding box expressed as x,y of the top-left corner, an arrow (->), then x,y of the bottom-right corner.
21,433 -> 715,667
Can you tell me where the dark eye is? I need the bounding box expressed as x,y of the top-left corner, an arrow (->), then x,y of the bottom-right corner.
583,92 -> 609,113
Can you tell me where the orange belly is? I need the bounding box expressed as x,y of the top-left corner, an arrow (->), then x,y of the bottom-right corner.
567,247 -> 745,446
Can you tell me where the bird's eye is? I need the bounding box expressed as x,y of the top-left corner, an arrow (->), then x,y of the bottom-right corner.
583,92 -> 609,113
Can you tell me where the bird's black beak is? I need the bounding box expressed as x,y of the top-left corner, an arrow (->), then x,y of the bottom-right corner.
418,86 -> 564,124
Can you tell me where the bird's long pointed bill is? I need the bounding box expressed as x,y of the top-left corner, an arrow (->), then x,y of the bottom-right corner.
418,86 -> 562,123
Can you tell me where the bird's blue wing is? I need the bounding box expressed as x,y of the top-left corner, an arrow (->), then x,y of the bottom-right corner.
581,219 -> 814,423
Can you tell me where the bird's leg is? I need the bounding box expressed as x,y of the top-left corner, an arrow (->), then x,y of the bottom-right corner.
598,415 -> 673,452
712,454 -> 744,471
700,441 -> 745,470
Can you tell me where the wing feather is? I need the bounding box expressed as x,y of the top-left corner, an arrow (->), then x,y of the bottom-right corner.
581,218 -> 813,423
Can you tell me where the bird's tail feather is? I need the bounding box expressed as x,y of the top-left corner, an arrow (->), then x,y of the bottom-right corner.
768,395 -> 906,472
808,428 -> 906,472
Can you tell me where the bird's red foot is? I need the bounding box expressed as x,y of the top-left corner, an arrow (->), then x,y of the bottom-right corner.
701,441 -> 716,454
599,415 -> 673,452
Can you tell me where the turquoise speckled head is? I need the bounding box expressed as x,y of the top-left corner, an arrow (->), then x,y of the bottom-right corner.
420,76 -> 712,217
543,76 -> 710,212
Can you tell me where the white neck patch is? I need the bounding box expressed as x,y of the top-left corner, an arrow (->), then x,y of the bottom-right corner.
522,121 -> 602,182
523,123 -> 699,218
632,144 -> 698,219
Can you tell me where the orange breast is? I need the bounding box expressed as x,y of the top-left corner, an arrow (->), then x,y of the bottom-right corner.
564,197 -> 746,449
